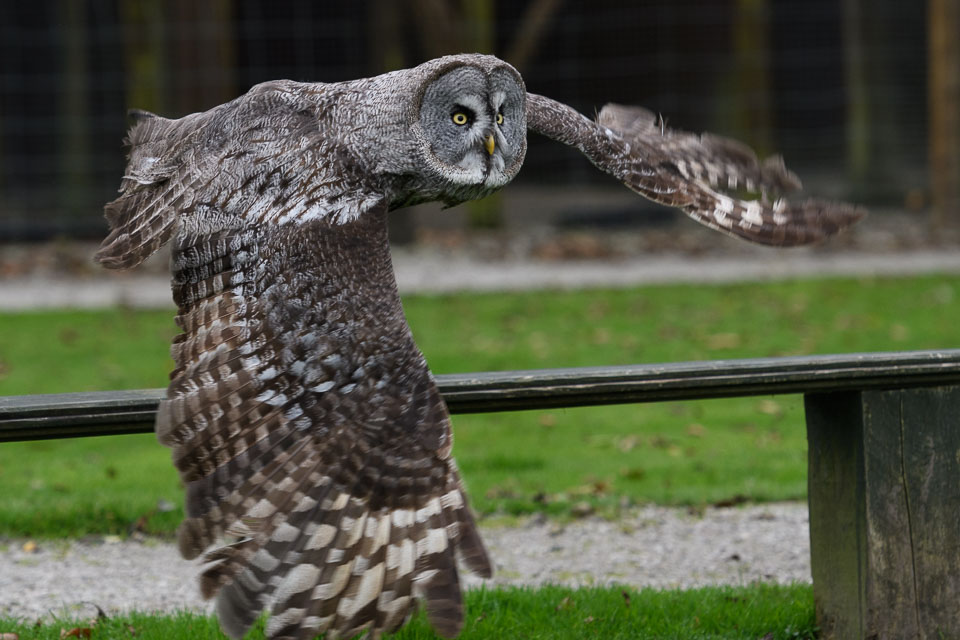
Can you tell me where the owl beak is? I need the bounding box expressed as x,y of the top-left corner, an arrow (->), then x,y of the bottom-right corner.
484,134 -> 496,156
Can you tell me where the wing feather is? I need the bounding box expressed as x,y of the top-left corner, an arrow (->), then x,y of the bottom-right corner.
526,92 -> 865,246
96,80 -> 378,270
596,103 -> 802,194
163,210 -> 488,640
96,109 -> 214,269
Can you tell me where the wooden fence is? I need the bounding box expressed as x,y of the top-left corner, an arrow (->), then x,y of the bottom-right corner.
3,349 -> 959,639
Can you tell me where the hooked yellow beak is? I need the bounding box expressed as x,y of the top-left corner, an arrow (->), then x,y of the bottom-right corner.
485,134 -> 495,156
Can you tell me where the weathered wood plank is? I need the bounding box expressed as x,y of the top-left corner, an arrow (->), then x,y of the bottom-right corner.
806,386 -> 960,639
2,350 -> 960,442
860,390 -> 920,639
900,387 -> 960,638
806,391 -> 868,640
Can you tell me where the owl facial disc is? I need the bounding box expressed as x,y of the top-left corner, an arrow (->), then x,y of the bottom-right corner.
417,63 -> 526,192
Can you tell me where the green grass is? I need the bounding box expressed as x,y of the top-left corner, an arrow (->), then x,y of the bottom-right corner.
0,275 -> 958,536
0,583 -> 816,639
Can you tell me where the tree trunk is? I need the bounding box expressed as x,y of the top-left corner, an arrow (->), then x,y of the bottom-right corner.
842,0 -> 910,201
928,0 -> 960,230
842,0 -> 870,187
60,0 -> 91,220
168,0 -> 235,115
118,0 -> 168,114
720,0 -> 774,159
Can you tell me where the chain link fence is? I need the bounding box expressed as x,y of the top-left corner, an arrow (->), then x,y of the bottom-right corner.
0,0 -> 941,241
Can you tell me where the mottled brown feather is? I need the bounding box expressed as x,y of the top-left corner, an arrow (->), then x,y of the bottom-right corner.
526,92 -> 865,246
163,210 -> 488,640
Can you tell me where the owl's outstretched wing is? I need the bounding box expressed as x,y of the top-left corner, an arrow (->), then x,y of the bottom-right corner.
97,88 -> 489,640
162,210 -> 489,640
96,80 -> 382,270
525,93 -> 865,246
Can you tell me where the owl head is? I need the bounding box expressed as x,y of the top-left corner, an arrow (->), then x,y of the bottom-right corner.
410,55 -> 527,202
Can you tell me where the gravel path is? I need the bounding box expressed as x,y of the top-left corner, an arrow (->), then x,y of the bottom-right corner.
3,250 -> 960,310
0,503 -> 809,622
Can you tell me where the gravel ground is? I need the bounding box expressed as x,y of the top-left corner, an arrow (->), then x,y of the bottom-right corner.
3,207 -> 960,309
0,503 -> 809,622
3,249 -> 960,310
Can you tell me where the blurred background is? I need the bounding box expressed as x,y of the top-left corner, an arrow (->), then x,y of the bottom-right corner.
1,0 -> 959,563
0,0 -> 957,253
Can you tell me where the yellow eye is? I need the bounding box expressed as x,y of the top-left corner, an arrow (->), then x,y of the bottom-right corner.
496,112 -> 504,125
452,112 -> 468,125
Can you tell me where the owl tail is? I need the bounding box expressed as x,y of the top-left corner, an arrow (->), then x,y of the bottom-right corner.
96,110 -> 183,269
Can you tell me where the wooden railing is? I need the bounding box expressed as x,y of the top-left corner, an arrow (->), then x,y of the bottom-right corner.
3,349 -> 959,639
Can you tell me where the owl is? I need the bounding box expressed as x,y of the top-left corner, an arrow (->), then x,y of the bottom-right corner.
96,54 -> 862,640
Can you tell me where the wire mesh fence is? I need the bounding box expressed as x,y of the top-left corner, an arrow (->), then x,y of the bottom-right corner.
0,0 -> 945,241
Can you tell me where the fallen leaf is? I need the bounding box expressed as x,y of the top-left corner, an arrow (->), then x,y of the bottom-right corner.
60,628 -> 92,639
583,616 -> 595,623
619,467 -> 646,481
0,632 -> 21,640
687,504 -> 706,518
570,501 -> 594,518
538,413 -> 557,428
621,590 -> 631,607
889,323 -> 909,341
556,596 -> 574,611
58,327 -> 79,346
706,332 -> 741,349
649,435 -> 672,449
756,399 -> 783,416
685,423 -> 706,437
615,435 -> 639,452
591,479 -> 611,496
132,515 -> 149,532
714,494 -> 749,508
21,540 -> 37,553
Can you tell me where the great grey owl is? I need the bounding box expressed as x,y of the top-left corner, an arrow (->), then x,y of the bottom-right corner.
96,54 -> 862,640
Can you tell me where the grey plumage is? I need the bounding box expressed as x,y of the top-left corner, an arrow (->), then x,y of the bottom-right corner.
97,53 -> 863,640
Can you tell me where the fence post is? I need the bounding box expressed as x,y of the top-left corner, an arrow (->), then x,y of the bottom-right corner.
805,387 -> 960,639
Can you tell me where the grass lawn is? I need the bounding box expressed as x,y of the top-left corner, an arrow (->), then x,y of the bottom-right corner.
0,274 -> 958,537
0,583 -> 816,639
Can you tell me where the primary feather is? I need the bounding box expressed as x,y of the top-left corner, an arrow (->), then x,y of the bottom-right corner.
525,92 -> 865,246
161,209 -> 490,640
